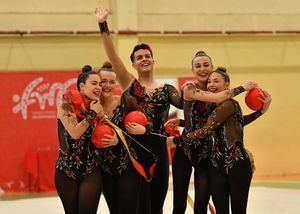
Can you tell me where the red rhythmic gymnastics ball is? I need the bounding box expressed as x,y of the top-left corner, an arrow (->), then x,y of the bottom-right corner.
92,123 -> 114,148
245,87 -> 263,111
124,110 -> 148,127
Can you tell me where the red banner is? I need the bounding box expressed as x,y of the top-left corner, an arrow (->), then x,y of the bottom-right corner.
0,71 -> 80,192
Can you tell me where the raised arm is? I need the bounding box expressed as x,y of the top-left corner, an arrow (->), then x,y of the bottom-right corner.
94,6 -> 134,90
183,81 -> 257,103
57,95 -> 102,139
170,100 -> 235,146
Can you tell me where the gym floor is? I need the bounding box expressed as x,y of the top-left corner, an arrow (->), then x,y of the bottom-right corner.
1,180 -> 300,214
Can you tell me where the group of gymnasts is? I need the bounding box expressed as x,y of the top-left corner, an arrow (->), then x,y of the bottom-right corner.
54,5 -> 272,214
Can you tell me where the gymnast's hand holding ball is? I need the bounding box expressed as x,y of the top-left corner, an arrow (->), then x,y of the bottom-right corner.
259,89 -> 272,114
92,123 -> 118,149
99,128 -> 119,148
124,111 -> 148,135
90,100 -> 119,149
245,87 -> 272,113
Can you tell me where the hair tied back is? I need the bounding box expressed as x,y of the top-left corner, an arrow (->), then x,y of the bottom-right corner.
82,65 -> 92,73
216,66 -> 227,73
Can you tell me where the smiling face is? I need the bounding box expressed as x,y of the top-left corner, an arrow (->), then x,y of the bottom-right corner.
99,70 -> 117,98
79,73 -> 102,100
131,49 -> 154,74
207,72 -> 229,93
192,55 -> 213,83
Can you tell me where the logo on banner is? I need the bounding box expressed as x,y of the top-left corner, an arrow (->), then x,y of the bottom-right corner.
12,77 -> 76,120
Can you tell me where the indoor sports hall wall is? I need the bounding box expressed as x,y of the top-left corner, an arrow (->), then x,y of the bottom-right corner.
2,0 -> 300,32
1,0 -> 299,192
1,33 -> 299,178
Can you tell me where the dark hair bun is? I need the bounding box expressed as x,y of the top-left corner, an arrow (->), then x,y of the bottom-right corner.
216,66 -> 227,73
101,61 -> 112,69
195,51 -> 207,57
82,65 -> 92,73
